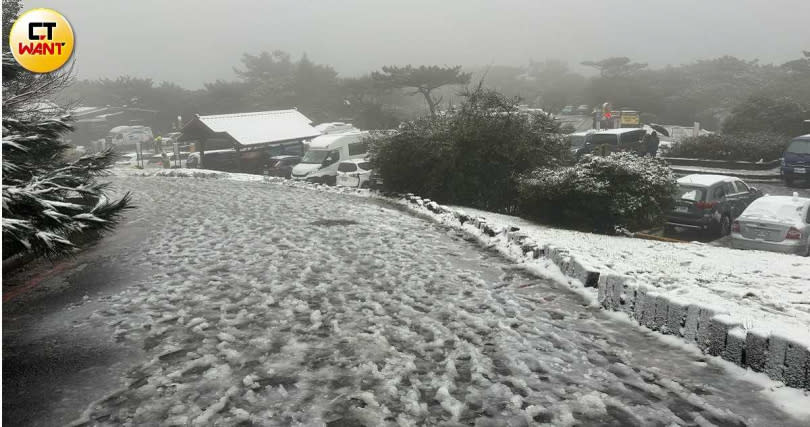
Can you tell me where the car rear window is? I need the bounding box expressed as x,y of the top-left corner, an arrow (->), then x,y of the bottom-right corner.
786,138 -> 810,154
744,198 -> 808,223
357,162 -> 371,170
676,185 -> 704,202
338,162 -> 357,172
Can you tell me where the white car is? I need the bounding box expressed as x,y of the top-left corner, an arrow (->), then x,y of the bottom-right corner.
731,194 -> 810,256
335,159 -> 372,188
115,152 -> 138,166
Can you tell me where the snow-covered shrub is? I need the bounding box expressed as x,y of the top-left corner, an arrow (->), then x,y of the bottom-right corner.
2,53 -> 132,260
517,152 -> 677,233
368,85 -> 570,212
667,132 -> 790,162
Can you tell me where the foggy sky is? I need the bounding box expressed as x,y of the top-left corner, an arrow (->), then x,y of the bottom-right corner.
34,0 -> 810,88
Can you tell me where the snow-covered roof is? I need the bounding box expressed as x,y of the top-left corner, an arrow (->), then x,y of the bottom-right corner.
677,174 -> 734,187
739,195 -> 810,225
308,130 -> 368,150
192,110 -> 321,147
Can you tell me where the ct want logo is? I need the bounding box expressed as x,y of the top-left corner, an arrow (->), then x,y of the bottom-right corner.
9,8 -> 74,73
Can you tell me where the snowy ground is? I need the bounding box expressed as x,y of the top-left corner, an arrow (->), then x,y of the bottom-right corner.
447,205 -> 810,348
1,173 -> 785,426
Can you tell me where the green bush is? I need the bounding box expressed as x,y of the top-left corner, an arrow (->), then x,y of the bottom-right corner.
517,152 -> 677,233
667,132 -> 791,162
368,86 -> 570,212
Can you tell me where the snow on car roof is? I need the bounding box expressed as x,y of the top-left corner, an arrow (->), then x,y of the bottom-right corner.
338,158 -> 370,164
677,174 -> 734,187
591,128 -> 644,135
314,122 -> 357,134
740,195 -> 810,224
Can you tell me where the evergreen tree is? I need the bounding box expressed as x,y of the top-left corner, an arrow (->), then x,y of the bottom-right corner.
372,65 -> 472,116
2,53 -> 132,261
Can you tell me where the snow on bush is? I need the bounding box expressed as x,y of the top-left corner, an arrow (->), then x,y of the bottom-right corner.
667,132 -> 790,162
2,53 -> 131,260
368,85 -> 570,213
518,152 -> 678,233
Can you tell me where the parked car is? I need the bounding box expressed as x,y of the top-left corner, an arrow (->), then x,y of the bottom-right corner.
115,152 -> 138,166
291,128 -> 369,185
576,104 -> 591,115
577,128 -> 647,157
186,149 -> 282,174
264,155 -> 301,178
731,194 -> 810,256
665,174 -> 762,236
560,105 -> 575,115
567,131 -> 591,156
107,125 -> 153,147
781,134 -> 810,187
335,159 -> 373,188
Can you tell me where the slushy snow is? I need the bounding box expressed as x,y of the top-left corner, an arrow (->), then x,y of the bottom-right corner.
68,172 -> 809,426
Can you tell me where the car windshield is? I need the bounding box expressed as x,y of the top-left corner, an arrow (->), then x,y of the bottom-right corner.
590,134 -> 618,145
786,138 -> 810,154
675,185 -> 705,202
337,162 -> 357,172
301,149 -> 329,164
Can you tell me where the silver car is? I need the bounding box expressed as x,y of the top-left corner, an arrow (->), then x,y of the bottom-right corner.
731,194 -> 810,256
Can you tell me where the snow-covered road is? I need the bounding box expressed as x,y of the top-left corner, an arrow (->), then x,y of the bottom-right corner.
6,175 -> 808,426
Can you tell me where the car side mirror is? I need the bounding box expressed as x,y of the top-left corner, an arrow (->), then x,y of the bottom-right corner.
749,187 -> 757,193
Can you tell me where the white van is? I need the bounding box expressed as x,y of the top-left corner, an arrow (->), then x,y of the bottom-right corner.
107,125 -> 153,146
291,130 -> 370,185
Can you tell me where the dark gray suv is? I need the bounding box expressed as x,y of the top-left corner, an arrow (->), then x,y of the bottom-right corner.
665,174 -> 762,237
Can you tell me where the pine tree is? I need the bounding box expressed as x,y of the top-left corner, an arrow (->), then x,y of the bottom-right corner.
2,53 -> 133,261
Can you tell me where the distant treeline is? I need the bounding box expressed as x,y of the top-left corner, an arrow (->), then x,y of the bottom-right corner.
59,50 -> 810,133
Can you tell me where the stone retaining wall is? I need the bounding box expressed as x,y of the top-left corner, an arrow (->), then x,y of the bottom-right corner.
399,193 -> 810,391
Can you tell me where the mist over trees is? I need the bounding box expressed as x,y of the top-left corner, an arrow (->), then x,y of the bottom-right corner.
372,65 -> 471,116
61,49 -> 810,134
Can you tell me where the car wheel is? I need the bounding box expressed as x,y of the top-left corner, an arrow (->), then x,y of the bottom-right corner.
719,215 -> 731,237
663,224 -> 675,236
784,176 -> 794,187
326,175 -> 337,186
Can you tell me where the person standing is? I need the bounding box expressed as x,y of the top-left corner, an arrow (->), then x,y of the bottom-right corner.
647,131 -> 660,157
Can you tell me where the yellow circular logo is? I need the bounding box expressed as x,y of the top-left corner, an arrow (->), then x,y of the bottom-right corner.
9,8 -> 74,73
